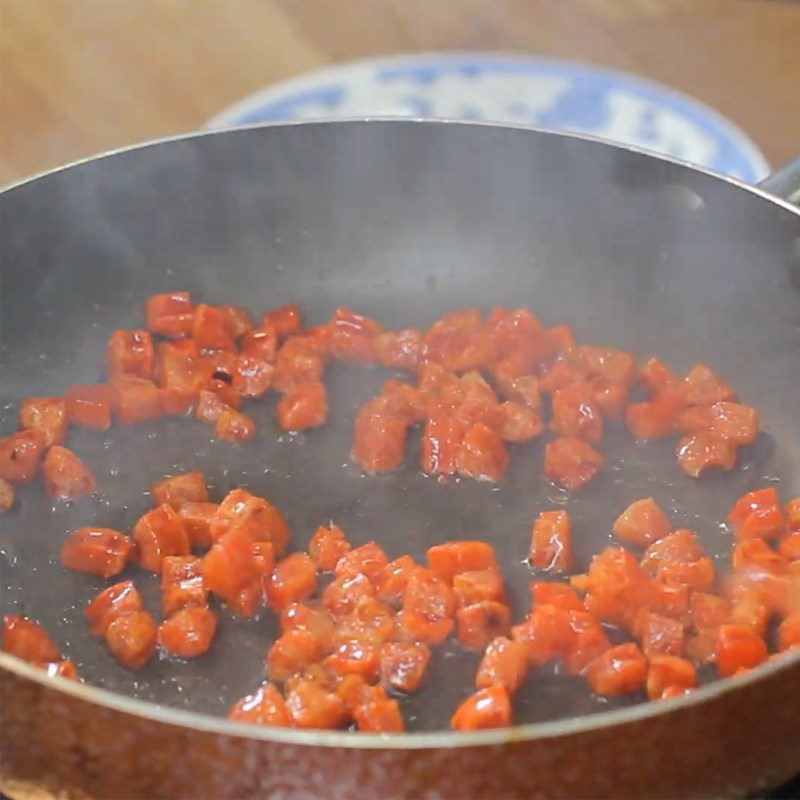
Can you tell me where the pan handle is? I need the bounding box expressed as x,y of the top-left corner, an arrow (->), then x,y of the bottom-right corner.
756,156 -> 800,206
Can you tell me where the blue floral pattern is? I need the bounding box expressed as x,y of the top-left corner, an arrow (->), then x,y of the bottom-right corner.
208,55 -> 768,182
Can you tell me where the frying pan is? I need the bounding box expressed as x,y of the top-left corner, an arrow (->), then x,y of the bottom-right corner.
1,120 -> 799,799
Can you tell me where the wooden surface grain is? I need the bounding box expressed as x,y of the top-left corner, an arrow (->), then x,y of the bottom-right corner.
1,0 -> 799,185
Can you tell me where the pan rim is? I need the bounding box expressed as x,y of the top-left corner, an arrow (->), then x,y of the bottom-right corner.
2,118 -> 799,748
2,650 -> 798,748
1,118 -> 798,219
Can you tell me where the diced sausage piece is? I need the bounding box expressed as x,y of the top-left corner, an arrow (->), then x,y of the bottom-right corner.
613,498 -> 672,547
334,595 -> 396,647
284,679 -> 349,730
588,376 -> 630,419
353,697 -> 405,733
65,384 -> 113,430
241,325 -> 278,363
2,615 -> 60,662
232,355 -> 274,399
324,641 -> 381,682
403,567 -> 456,620
0,479 -> 15,512
280,603 -> 337,651
158,606 -> 217,658
639,611 -> 685,657
85,581 -> 144,636
715,624 -> 768,677
453,569 -> 506,607
42,446 -> 96,499
690,593 -> 731,631
476,636 -> 530,693
379,640 -> 431,693
61,528 -> 132,577
323,573 -> 376,616
19,397 -> 67,447
353,398 -> 408,473
451,685 -> 512,731
216,409 -> 256,443
529,510 -> 572,571
375,555 -> 417,607
639,357 -> 679,396
676,433 -> 737,477
132,503 -> 190,572
37,659 -> 81,681
732,539 -> 787,575
156,352 -> 214,399
657,556 -> 715,599
202,528 -> 260,605
456,423 -> 508,483
456,601 -> 511,651
786,498 -> 800,533
551,382 -> 604,442
334,541 -> 389,582
625,395 -> 683,440
728,488 -> 786,541
0,429 -> 47,483
427,541 -> 498,584
582,547 -> 654,631
278,381 -> 328,431
219,304 -> 253,340
229,683 -> 289,726
192,304 -> 236,351
779,533 -> 800,562
544,436 -> 604,491
309,523 -> 351,571
210,488 -> 290,554
266,629 -> 325,681
777,612 -> 800,652
421,410 -> 466,477
646,654 -> 698,700
499,401 -> 544,442
161,555 -> 208,616
489,307 -> 545,356
424,309 -> 496,373
510,605 -> 571,666
266,553 -> 317,611
195,389 -> 230,423
273,340 -> 325,393
562,611 -> 611,674
146,292 -> 194,339
152,471 -> 209,509
682,364 -> 736,406
641,529 -> 705,573
262,304 -> 302,340
107,330 -> 154,379
328,307 -> 382,364
378,380 -> 425,425
580,346 -> 636,385
110,375 -> 164,424
680,402 -> 759,446
395,611 -> 454,646
584,643 -> 648,696
728,587 -> 770,637
374,329 -> 423,371
177,502 -> 218,548
530,582 -> 584,612
105,610 -> 158,670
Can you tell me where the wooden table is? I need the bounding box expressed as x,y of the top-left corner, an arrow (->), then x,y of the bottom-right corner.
2,0 -> 799,186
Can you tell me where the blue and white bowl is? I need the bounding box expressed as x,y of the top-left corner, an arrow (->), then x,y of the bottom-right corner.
207,53 -> 769,183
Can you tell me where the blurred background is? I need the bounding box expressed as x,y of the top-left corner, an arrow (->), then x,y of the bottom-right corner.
1,0 -> 799,186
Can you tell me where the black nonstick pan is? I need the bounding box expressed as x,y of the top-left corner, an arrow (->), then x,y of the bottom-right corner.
0,120 -> 798,799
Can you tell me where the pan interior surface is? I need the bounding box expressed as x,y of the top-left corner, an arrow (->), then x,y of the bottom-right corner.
1,121 -> 798,733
